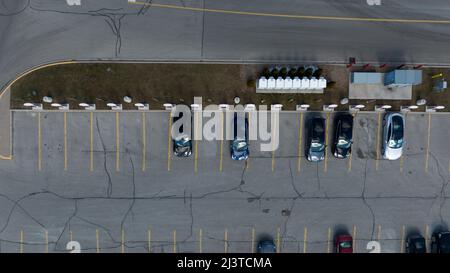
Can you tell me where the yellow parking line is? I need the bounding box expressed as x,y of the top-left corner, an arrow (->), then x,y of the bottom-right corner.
303,227 -> 308,253
327,227 -> 332,253
348,113 -> 356,172
400,225 -> 405,253
399,113 -> 407,173
297,112 -> 304,173
45,230 -> 49,253
425,114 -> 432,173
377,225 -> 382,242
375,113 -> 382,171
324,113 -> 330,173
352,225 -> 357,253
20,229 -> 24,253
173,230 -> 177,253
90,112 -> 94,172
115,112 -> 120,172
425,225 -> 429,252
148,229 -> 151,253
251,227 -> 255,253
167,112 -> 172,172
38,112 -> 42,171
224,229 -> 228,253
219,111 -> 224,172
96,229 -> 100,253
64,112 -> 68,171
276,227 -> 281,253
194,111 -> 199,174
70,230 -> 73,241
121,229 -> 125,253
142,112 -> 146,172
199,229 -> 203,253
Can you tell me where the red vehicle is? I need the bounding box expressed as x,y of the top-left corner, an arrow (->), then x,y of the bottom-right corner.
335,235 -> 353,253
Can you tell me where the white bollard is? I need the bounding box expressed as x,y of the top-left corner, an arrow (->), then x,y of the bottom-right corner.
163,103 -> 174,111
323,104 -> 338,111
135,103 -> 149,110
296,104 -> 310,111
349,104 -> 365,112
79,103 -> 96,110
107,103 -> 122,110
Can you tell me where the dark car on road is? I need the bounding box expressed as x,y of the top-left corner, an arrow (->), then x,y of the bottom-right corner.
231,112 -> 249,161
333,114 -> 353,159
431,231 -> 450,253
306,117 -> 326,162
406,234 -> 426,253
172,111 -> 192,157
257,239 -> 276,253
335,234 -> 353,253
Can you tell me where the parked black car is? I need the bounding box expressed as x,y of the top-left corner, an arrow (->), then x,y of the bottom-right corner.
431,231 -> 450,253
230,112 -> 249,161
406,234 -> 426,253
306,117 -> 326,162
172,111 -> 192,157
257,239 -> 276,253
333,114 -> 353,159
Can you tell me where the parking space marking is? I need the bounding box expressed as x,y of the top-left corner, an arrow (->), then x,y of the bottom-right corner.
324,113 -> 330,173
276,227 -> 281,253
142,112 -> 147,172
348,113 -> 357,172
327,227 -> 331,253
90,112 -> 94,172
303,227 -> 308,253
70,230 -> 73,242
121,229 -> 125,253
375,112 -> 381,171
199,229 -> 203,253
297,112 -> 304,173
251,227 -> 255,253
224,229 -> 228,253
96,229 -> 100,253
219,111 -> 224,172
45,230 -> 49,253
20,229 -> 23,253
377,225 -> 382,243
38,112 -> 42,171
167,112 -> 172,172
352,225 -> 357,253
173,230 -> 177,253
425,114 -> 432,173
399,113 -> 407,173
425,225 -> 429,252
64,112 -> 68,171
400,225 -> 405,253
115,112 -> 120,172
148,229 -> 151,253
194,111 -> 199,174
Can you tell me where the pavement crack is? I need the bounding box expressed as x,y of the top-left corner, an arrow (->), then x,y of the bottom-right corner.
95,116 -> 113,198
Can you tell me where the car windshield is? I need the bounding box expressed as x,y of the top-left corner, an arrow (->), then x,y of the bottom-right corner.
389,116 -> 404,149
337,137 -> 350,148
311,140 -> 324,152
175,136 -> 190,146
388,139 -> 403,149
233,141 -> 248,151
414,240 -> 425,250
340,241 -> 352,248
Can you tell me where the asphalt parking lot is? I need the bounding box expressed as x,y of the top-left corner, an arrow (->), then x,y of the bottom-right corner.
0,110 -> 448,253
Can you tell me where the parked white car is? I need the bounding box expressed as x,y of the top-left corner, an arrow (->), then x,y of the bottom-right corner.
382,112 -> 405,160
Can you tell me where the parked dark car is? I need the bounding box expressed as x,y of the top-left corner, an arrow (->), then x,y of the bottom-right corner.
172,111 -> 192,157
431,231 -> 450,253
333,114 -> 353,159
230,112 -> 249,161
257,239 -> 276,253
335,234 -> 353,253
306,117 -> 326,162
406,234 -> 426,253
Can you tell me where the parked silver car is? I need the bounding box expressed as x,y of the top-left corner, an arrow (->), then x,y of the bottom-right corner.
381,112 -> 404,160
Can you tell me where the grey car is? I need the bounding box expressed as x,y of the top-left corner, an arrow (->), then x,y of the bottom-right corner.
306,117 -> 326,162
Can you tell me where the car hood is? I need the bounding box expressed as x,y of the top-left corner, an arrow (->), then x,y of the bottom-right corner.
308,150 -> 325,162
231,148 -> 249,161
174,144 -> 192,157
384,146 -> 402,160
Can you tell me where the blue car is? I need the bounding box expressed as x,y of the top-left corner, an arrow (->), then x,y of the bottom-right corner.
257,239 -> 276,253
172,111 -> 192,157
230,112 -> 249,161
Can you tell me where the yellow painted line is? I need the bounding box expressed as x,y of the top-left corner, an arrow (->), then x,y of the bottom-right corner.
375,113 -> 382,171
251,227 -> 255,253
173,230 -> 177,253
400,225 -> 405,253
148,229 -> 151,253
142,112 -> 147,172
96,229 -> 100,253
38,112 -> 42,171
425,225 -> 429,253
425,114 -> 432,173
64,112 -> 68,171
194,111 -> 199,174
0,155 -> 12,160
70,230 -> 73,242
45,230 -> 49,253
276,227 -> 281,253
199,229 -> 203,253
377,225 -> 382,242
303,227 -> 308,253
352,225 -> 357,253
348,113 -> 356,172
224,229 -> 228,253
90,112 -> 94,172
121,229 -> 125,253
399,113 -> 407,173
297,112 -> 304,173
324,113 -> 330,173
327,227 -> 332,253
219,111 -> 224,172
167,112 -> 172,171
20,229 -> 23,253
115,112 -> 120,172
131,2 -> 450,25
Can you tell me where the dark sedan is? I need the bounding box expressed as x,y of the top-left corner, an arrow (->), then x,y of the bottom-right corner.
406,234 -> 426,253
306,117 -> 326,162
333,114 -> 353,159
231,112 -> 249,161
172,111 -> 192,157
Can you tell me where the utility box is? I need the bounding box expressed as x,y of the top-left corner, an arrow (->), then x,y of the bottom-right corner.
384,70 -> 422,87
351,72 -> 383,84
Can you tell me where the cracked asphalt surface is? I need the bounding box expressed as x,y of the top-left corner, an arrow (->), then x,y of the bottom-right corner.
0,110 -> 448,253
3,0 -> 450,90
